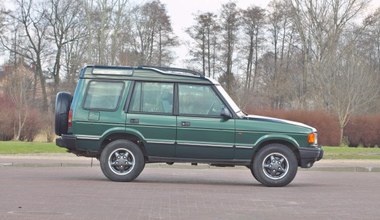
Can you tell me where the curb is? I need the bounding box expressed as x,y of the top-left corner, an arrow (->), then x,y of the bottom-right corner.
1,155 -> 380,172
306,159 -> 380,172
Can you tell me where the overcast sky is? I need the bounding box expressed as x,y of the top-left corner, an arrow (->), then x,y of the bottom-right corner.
0,0 -> 268,66
158,0 -> 269,66
146,0 -> 380,66
1,0 -> 379,66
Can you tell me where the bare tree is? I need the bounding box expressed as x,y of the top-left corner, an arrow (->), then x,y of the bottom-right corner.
153,7 -> 178,66
240,6 -> 265,103
289,0 -> 369,109
186,12 -> 219,77
62,31 -> 87,89
110,0 -> 130,65
326,43 -> 379,143
83,0 -> 119,64
359,7 -> 380,111
0,4 -> 6,39
360,8 -> 380,74
129,0 -> 177,66
0,0 -> 50,112
3,63 -> 34,140
219,2 -> 240,96
264,0 -> 300,109
289,0 -> 372,143
45,0 -> 84,97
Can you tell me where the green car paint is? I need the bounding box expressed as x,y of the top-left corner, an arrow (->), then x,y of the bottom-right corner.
55,65 -> 323,186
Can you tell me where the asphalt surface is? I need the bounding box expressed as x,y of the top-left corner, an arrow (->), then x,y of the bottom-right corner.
1,155 -> 380,220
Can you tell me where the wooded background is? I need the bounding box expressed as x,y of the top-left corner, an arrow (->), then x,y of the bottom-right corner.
0,0 -> 379,146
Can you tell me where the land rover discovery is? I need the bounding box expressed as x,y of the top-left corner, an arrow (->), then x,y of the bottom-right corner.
55,65 -> 323,187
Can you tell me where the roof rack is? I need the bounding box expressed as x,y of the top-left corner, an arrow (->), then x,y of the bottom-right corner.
91,65 -> 134,75
85,65 -> 206,78
140,66 -> 204,77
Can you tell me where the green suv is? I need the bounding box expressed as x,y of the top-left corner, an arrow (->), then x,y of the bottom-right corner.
55,65 -> 323,187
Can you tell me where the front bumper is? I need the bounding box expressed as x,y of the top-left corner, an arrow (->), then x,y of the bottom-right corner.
299,146 -> 324,168
56,134 -> 77,151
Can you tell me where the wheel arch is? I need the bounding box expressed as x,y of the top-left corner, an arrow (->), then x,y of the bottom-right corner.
253,139 -> 301,166
100,132 -> 147,159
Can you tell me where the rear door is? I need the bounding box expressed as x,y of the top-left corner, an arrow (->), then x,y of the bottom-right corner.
126,81 -> 176,157
72,80 -> 129,151
175,84 -> 235,159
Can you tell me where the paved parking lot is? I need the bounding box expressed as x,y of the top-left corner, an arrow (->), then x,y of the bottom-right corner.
0,157 -> 380,220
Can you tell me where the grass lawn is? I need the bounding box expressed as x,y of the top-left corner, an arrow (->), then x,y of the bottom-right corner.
323,146 -> 380,160
0,141 -> 66,154
0,141 -> 380,159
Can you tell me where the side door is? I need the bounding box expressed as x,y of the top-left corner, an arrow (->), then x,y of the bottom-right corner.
126,81 -> 176,158
72,80 -> 128,152
176,84 -> 235,160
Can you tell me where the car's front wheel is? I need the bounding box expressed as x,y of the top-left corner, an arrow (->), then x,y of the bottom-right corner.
251,144 -> 298,187
100,140 -> 145,182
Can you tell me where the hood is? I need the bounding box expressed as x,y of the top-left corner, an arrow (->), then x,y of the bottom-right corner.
245,114 -> 316,132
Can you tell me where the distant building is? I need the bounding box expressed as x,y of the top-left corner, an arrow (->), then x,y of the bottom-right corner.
0,62 -> 43,102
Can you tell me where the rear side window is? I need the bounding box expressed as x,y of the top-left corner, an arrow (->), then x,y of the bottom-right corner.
83,81 -> 124,111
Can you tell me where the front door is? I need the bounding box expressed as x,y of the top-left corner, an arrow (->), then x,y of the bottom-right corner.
176,84 -> 235,159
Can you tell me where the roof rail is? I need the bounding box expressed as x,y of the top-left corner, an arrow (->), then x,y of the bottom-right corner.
140,66 -> 204,77
90,65 -> 134,75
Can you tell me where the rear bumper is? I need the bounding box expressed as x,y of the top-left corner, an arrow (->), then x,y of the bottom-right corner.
56,134 -> 77,151
299,146 -> 324,168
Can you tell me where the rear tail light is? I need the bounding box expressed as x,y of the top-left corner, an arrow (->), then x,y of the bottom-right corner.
68,109 -> 73,128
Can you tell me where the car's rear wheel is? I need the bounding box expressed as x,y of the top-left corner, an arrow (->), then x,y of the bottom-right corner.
100,140 -> 145,182
251,144 -> 298,187
55,92 -> 72,136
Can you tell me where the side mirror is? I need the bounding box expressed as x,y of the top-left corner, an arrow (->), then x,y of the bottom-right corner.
220,107 -> 232,120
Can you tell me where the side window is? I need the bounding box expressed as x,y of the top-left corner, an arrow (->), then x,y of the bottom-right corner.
83,81 -> 124,111
129,82 -> 141,112
178,84 -> 225,116
129,82 -> 174,114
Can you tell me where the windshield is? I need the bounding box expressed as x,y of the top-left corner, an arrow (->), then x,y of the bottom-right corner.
216,85 -> 245,117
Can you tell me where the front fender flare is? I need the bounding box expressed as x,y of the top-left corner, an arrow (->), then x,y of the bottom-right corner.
253,134 -> 300,149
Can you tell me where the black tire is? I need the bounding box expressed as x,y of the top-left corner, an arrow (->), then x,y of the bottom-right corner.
55,92 -> 72,136
251,144 -> 298,187
100,140 -> 145,182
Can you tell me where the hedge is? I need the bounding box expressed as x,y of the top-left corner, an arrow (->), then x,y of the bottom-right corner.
0,95 -> 42,141
344,114 -> 380,147
250,109 -> 341,146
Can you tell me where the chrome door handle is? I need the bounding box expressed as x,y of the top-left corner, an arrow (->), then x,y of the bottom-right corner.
181,121 -> 191,127
130,119 -> 139,124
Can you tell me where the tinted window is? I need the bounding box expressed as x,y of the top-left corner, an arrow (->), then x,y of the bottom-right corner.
129,82 -> 174,114
83,81 -> 124,111
178,84 -> 225,116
